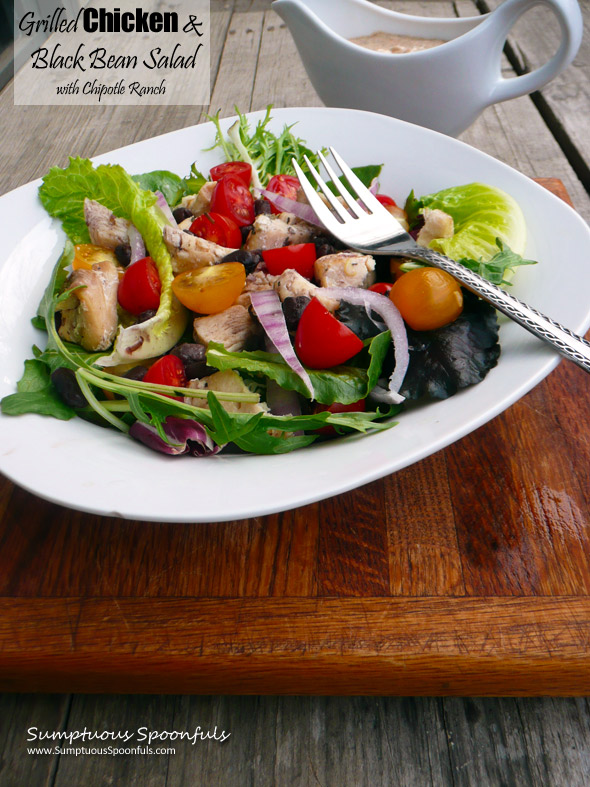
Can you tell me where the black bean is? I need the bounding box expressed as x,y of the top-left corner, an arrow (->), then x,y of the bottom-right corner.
220,249 -> 262,275
240,224 -> 253,245
172,206 -> 193,224
254,198 -> 271,216
136,309 -> 157,324
122,365 -> 148,382
282,296 -> 310,331
51,368 -> 87,409
114,244 -> 131,266
170,343 -> 215,379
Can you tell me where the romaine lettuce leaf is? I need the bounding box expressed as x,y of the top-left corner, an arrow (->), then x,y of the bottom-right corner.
39,157 -> 188,360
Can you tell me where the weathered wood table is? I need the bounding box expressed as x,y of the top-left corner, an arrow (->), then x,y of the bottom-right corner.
1,0 -> 590,784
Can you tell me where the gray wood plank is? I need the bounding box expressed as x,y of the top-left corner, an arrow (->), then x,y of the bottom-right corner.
250,10 -> 321,110
0,5 -> 234,196
455,0 -> 590,223
209,11 -> 265,117
478,0 -> 590,193
51,694 -> 176,787
0,693 -> 69,787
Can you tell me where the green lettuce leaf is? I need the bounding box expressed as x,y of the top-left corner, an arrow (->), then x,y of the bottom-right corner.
39,157 -> 188,361
420,182 -> 527,260
132,170 -> 187,207
1,359 -> 75,420
206,332 -> 391,406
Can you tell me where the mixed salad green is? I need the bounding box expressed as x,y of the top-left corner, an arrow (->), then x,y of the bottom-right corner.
1,107 -> 536,456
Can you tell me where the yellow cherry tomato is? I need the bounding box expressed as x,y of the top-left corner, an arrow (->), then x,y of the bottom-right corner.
390,267 -> 463,331
172,262 -> 246,314
72,244 -> 118,271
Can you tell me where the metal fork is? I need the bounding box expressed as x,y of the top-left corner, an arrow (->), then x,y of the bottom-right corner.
292,148 -> 590,374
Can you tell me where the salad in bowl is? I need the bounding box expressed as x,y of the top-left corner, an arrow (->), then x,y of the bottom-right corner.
1,107 -> 535,458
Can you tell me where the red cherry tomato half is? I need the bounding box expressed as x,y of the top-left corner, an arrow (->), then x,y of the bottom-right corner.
189,212 -> 242,249
376,194 -> 398,208
314,399 -> 367,435
266,174 -> 300,214
209,161 -> 252,188
369,282 -> 393,296
143,355 -> 187,401
295,297 -> 364,369
262,243 -> 317,279
210,175 -> 255,228
117,257 -> 161,316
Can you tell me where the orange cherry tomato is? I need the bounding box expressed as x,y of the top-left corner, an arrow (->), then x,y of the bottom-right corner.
73,244 -> 118,271
390,267 -> 463,331
171,262 -> 246,314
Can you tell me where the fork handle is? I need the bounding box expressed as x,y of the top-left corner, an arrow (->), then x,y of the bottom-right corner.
388,246 -> 590,373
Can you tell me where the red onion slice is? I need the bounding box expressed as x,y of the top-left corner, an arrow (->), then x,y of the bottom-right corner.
250,289 -> 315,399
155,191 -> 178,227
261,189 -> 324,227
128,224 -> 146,264
130,416 -> 222,456
316,287 -> 408,404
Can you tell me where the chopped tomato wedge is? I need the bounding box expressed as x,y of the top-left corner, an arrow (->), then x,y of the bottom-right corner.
117,257 -> 161,316
262,243 -> 317,279
72,244 -> 118,271
210,161 -> 252,187
376,194 -> 398,208
295,297 -> 364,369
266,174 -> 300,214
369,282 -> 393,296
172,262 -> 246,315
189,212 -> 242,249
210,175 -> 255,227
143,355 -> 187,400
314,399 -> 367,435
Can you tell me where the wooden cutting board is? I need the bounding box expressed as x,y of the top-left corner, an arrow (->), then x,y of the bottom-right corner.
1,178 -> 589,696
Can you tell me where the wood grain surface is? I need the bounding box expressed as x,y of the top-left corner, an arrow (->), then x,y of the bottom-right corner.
1,1 -> 590,784
0,178 -> 588,695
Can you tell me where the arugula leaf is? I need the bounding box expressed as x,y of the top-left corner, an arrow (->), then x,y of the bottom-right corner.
327,165 -> 383,195
132,170 -> 187,207
206,392 -> 265,445
1,359 -> 75,420
183,163 -> 208,195
206,333 -> 390,405
457,238 -> 537,286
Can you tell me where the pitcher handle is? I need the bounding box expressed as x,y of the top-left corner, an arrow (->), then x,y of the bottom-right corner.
487,0 -> 582,104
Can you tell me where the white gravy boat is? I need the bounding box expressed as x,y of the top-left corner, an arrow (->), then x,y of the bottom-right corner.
273,0 -> 583,136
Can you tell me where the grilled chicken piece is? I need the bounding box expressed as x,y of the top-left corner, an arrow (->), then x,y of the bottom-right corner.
244,213 -> 316,251
181,182 -> 217,217
187,370 -> 268,415
84,199 -> 131,250
417,208 -> 454,248
162,225 -> 237,274
56,260 -> 119,351
193,304 -> 258,353
273,269 -> 339,312
235,270 -> 279,308
314,252 -> 376,290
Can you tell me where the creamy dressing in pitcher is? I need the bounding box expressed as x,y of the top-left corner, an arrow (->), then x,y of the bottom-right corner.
349,31 -> 446,54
